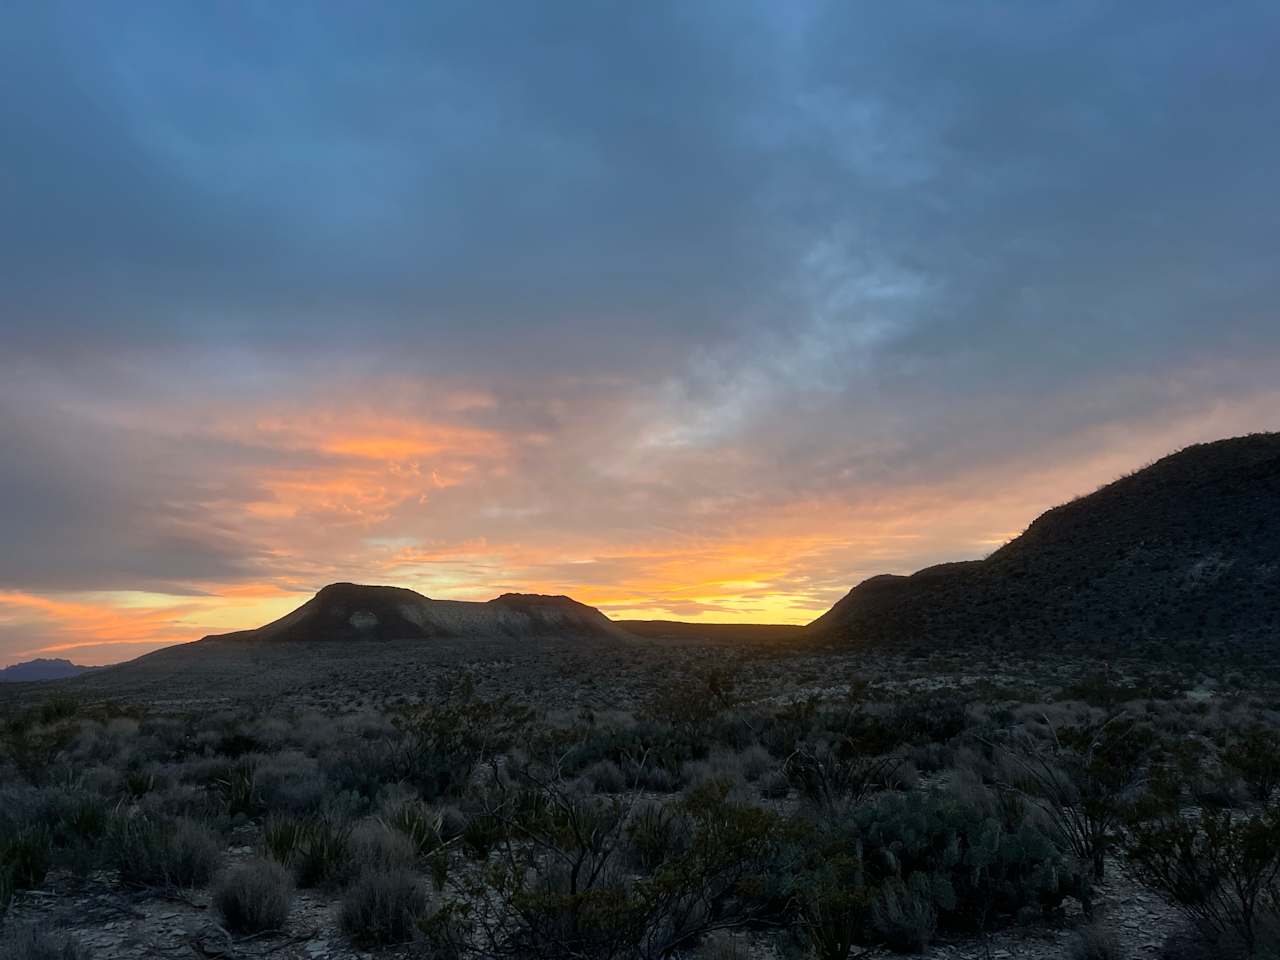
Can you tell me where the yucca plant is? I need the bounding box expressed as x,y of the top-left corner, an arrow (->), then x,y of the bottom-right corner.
263,815 -> 352,888
382,800 -> 444,856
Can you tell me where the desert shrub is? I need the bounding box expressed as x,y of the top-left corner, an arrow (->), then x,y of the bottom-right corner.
695,930 -> 751,960
485,859 -> 639,959
645,667 -> 741,729
888,760 -> 920,792
996,712 -> 1150,880
0,924 -> 92,960
214,727 -> 262,759
110,815 -> 221,889
909,741 -> 953,775
141,780 -> 221,822
0,709 -> 77,786
890,694 -> 970,746
760,769 -> 790,800
37,696 -> 80,726
340,869 -> 429,946
623,758 -> 679,793
1126,805 -> 1280,958
564,721 -> 708,789
437,804 -> 468,840
217,757 -> 262,817
263,815 -> 351,888
415,899 -> 471,960
460,811 -> 504,861
124,770 -> 157,799
636,780 -> 787,953
391,694 -> 534,800
583,759 -> 627,794
847,790 -> 1081,935
459,771 -> 638,958
350,821 -> 416,875
322,738 -> 401,804
263,814 -> 308,863
625,800 -> 691,871
213,858 -> 293,933
1070,921 -> 1128,960
255,751 -> 326,814
383,799 -> 444,856
784,737 -> 902,813
38,789 -> 110,861
682,752 -> 755,800
870,874 -> 938,953
737,744 -> 774,782
456,769 -> 783,960
1222,727 -> 1280,802
1057,673 -> 1177,710
792,848 -> 871,960
0,827 -> 52,891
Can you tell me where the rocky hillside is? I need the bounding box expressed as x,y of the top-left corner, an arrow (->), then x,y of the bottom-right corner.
203,582 -> 632,644
807,433 -> 1280,657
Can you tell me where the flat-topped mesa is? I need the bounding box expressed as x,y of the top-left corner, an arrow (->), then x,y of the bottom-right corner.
203,582 -> 631,644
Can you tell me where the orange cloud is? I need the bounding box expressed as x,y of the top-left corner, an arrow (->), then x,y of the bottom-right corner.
6,386 -> 1276,667
0,587 -> 304,664
0,591 -> 208,658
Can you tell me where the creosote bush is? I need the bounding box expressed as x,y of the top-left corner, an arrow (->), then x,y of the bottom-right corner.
213,858 -> 293,934
1126,806 -> 1280,958
390,692 -> 534,800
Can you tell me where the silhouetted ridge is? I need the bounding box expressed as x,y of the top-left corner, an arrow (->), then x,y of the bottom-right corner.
807,433 -> 1280,655
0,658 -> 97,682
202,582 -> 629,644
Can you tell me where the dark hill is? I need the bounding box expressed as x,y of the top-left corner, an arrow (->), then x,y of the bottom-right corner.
806,433 -> 1280,656
0,658 -> 97,682
203,582 -> 632,644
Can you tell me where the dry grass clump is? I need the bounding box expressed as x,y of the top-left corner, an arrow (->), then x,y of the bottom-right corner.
109,815 -> 221,890
212,857 -> 293,933
339,869 -> 429,946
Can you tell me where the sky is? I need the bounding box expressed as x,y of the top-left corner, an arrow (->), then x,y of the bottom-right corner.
1,1 -> 1278,666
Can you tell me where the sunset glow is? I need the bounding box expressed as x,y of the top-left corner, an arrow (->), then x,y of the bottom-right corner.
3,3 -> 1278,667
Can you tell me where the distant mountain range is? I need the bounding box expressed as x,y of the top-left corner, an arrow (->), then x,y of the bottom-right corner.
805,433 -> 1280,656
201,581 -> 631,644
0,658 -> 98,683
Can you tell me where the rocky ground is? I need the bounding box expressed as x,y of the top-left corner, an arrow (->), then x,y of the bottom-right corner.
8,841 -> 1186,960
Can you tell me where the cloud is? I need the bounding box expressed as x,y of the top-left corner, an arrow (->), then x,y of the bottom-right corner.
1,1 -> 1278,664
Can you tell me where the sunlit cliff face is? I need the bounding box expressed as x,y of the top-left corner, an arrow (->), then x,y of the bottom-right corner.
2,3 -> 1279,665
